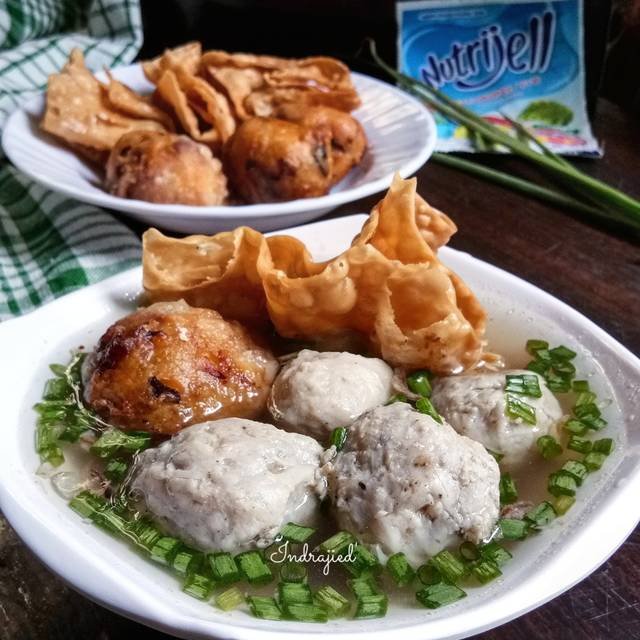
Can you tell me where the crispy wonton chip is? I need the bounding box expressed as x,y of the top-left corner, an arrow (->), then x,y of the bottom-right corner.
143,175 -> 486,373
41,49 -> 166,154
204,66 -> 264,120
142,42 -> 202,84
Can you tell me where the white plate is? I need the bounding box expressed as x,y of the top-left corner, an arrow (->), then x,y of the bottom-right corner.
1,66 -> 436,233
1,215 -> 639,640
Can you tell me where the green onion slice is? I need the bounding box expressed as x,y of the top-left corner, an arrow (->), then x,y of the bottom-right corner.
416,583 -> 466,609
354,594 -> 388,620
280,521 -> 315,543
536,435 -> 563,460
216,586 -> 244,611
567,435 -> 593,454
471,560 -> 502,585
247,596 -> 283,620
548,472 -> 578,497
415,397 -> 443,424
499,473 -> 518,505
504,394 -> 536,425
499,518 -> 529,540
209,552 -> 240,585
330,427 -> 348,451
430,550 -> 466,583
313,586 -> 350,617
386,552 -> 415,586
235,550 -> 273,585
407,370 -> 433,397
505,374 -> 542,398
524,501 -> 556,528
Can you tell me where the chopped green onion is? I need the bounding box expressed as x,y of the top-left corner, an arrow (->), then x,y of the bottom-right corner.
504,394 -> 536,425
386,552 -> 415,586
549,346 -> 577,361
526,359 -> 548,376
505,374 -> 542,398
575,391 -> 597,406
130,519 -> 162,551
69,490 -> 105,518
284,602 -> 328,622
499,473 -> 518,505
499,518 -> 529,540
183,572 -> 214,600
407,370 -> 433,397
215,586 -> 244,611
247,596 -> 283,620
471,560 -> 502,584
172,547 -> 201,575
235,550 -> 273,585
104,458 -> 128,483
280,521 -> 315,543
545,373 -> 572,394
416,583 -> 466,609
583,451 -> 607,471
313,586 -> 350,617
279,581 -> 313,604
89,428 -> 152,459
430,550 -> 466,583
386,393 -> 409,405
554,495 -> 576,516
209,552 -> 240,585
330,427 -> 348,451
567,435 -> 593,454
564,419 -> 588,436
553,360 -> 576,376
592,438 -> 614,455
524,501 -> 556,527
536,435 -> 563,460
573,403 -> 607,430
458,541 -> 480,561
561,460 -> 589,486
43,377 -> 73,401
479,542 -> 512,566
416,563 -> 442,586
526,339 -> 549,355
348,576 -> 380,598
150,536 -> 181,565
548,472 -> 577,497
572,380 -> 590,392
415,397 -> 443,423
344,543 -> 381,576
486,448 -> 504,463
354,594 -> 388,619
318,530 -> 356,557
279,561 -> 307,583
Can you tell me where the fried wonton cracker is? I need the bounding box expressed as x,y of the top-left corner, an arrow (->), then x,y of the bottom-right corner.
203,66 -> 264,120
142,42 -> 202,84
143,175 -> 486,373
41,49 -> 166,155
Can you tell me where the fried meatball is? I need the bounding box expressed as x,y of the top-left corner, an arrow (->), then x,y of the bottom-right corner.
132,418 -> 324,552
323,403 -> 500,565
223,117 -> 332,203
268,350 -> 393,442
105,131 -> 228,205
431,370 -> 563,469
277,105 -> 367,183
82,301 -> 278,434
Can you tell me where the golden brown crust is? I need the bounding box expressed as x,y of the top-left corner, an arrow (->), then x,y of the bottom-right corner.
83,301 -> 278,434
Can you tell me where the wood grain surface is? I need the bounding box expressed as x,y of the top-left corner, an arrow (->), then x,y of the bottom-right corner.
1,99 -> 638,640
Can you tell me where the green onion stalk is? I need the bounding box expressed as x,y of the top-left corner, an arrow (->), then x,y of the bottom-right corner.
366,40 -> 640,232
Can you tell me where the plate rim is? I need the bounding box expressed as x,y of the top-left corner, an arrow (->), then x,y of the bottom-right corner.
1,68 -> 437,221
1,214 -> 640,640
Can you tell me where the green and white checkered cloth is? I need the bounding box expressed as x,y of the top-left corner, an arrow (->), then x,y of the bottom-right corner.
0,0 -> 144,320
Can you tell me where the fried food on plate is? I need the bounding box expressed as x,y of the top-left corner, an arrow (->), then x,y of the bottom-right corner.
142,175 -> 485,374
40,49 -> 167,159
277,104 -> 367,183
82,300 -> 279,435
223,117 -> 332,203
142,41 -> 202,83
105,131 -> 228,205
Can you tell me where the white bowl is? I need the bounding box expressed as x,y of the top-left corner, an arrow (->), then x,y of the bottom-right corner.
0,214 -> 639,640
1,66 -> 436,233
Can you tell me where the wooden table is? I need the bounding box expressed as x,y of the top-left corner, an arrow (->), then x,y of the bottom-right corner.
1,99 -> 638,640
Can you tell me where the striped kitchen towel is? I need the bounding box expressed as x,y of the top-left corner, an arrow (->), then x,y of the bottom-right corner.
0,0 -> 144,320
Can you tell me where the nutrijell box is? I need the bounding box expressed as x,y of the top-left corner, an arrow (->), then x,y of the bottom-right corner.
397,0 -> 600,155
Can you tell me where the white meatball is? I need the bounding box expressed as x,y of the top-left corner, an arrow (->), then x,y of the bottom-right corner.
323,403 -> 500,565
132,418 -> 324,552
431,370 -> 563,469
268,349 -> 394,441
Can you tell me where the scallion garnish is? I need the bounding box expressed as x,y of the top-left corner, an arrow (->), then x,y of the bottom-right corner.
313,586 -> 350,617
235,550 -> 273,585
553,495 -> 576,516
209,552 -> 240,585
280,521 -> 315,544
415,397 -> 443,424
90,428 -> 152,459
150,536 -> 182,566
548,472 -> 578,497
524,501 -> 556,528
549,346 -> 577,361
182,571 -> 215,600
280,561 -> 307,583
567,435 -> 593,454
536,435 -> 563,460
526,339 -> 549,355
416,563 -> 442,586
406,370 -> 433,397
504,394 -> 536,425
505,374 -> 542,398
215,586 -> 244,611
499,473 -> 518,505
247,596 -> 283,620
561,460 -> 589,486
279,581 -> 313,604
471,560 -> 502,585
354,594 -> 388,619
330,427 -> 348,451
345,543 -> 381,577
499,518 -> 529,540
479,542 -> 512,566
173,547 -> 201,575
575,391 -> 597,406
583,451 -> 607,471
430,550 -> 466,583
347,576 -> 380,598
104,458 -> 128,483
416,583 -> 466,609
318,530 -> 356,557
386,552 -> 415,586
592,438 -> 614,455
386,393 -> 409,405
458,541 -> 480,562
284,602 -> 329,622
564,419 -> 588,436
